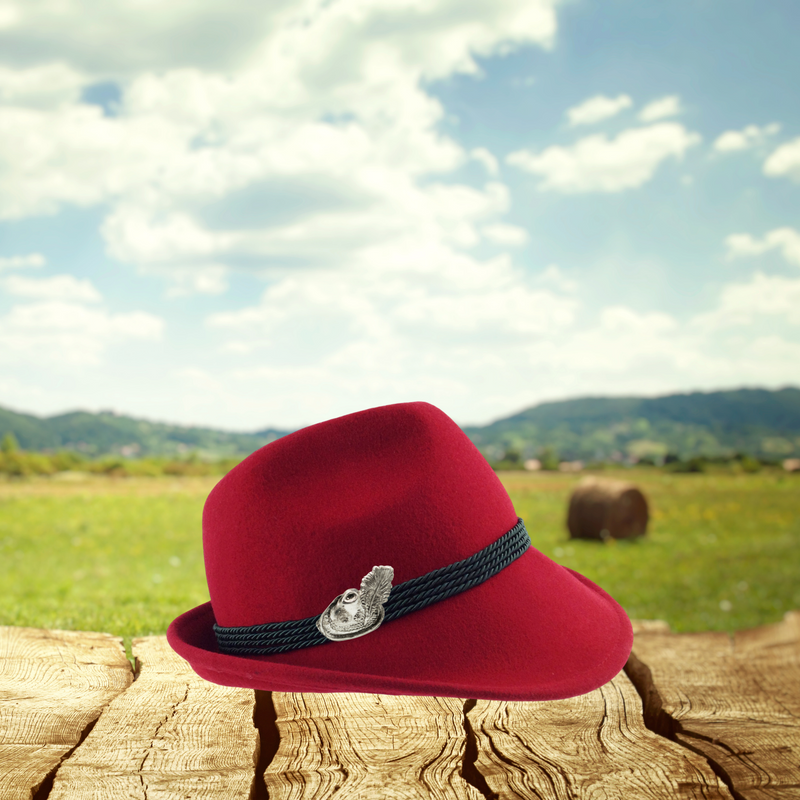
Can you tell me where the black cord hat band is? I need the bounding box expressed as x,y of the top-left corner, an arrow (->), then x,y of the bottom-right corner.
213,518 -> 531,656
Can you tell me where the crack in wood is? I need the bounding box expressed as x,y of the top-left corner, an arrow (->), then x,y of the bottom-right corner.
31,714 -> 102,800
624,654 -> 744,800
596,688 -> 610,755
252,690 -> 280,800
667,736 -> 747,800
264,692 -> 481,799
134,682 -> 191,800
460,699 -> 498,800
466,673 -> 732,799
623,652 -> 677,739
0,626 -> 134,800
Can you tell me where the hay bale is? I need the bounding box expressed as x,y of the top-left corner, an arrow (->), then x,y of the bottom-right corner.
567,477 -> 649,540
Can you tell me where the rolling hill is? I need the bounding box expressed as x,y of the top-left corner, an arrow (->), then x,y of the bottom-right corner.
462,387 -> 800,462
1,386 -> 799,461
0,405 -> 288,458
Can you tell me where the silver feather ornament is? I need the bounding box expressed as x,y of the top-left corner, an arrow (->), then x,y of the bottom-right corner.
360,565 -> 394,616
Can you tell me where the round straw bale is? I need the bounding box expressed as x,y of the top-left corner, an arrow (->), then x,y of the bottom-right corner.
566,477 -> 649,540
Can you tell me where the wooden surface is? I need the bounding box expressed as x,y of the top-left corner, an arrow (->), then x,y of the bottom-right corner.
627,611 -> 800,800
468,670 -> 731,799
1,616 -> 798,800
45,636 -> 259,800
0,626 -> 132,800
266,692 -> 482,800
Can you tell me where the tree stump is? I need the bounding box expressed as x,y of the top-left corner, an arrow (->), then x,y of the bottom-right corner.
567,476 -> 649,540
626,611 -> 800,799
0,615 -> 797,799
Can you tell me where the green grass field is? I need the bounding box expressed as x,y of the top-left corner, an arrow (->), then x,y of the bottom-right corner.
1,470 -> 798,660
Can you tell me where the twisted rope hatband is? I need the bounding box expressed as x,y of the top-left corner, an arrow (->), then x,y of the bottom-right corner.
213,518 -> 531,656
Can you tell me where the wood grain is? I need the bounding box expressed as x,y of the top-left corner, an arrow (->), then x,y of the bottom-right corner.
627,611 -> 800,800
46,635 -> 259,799
0,626 -> 132,800
266,692 -> 483,800
467,670 -> 731,799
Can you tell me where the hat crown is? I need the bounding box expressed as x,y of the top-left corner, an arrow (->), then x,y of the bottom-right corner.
203,402 -> 518,628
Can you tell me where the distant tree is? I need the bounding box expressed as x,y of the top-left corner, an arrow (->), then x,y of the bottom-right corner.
736,453 -> 762,473
666,456 -> 706,473
1,432 -> 19,454
502,448 -> 522,466
539,446 -> 560,471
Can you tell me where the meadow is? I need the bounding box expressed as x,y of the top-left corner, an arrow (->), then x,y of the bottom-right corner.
0,469 -> 798,661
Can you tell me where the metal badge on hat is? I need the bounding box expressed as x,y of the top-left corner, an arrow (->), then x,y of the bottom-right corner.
317,565 -> 394,641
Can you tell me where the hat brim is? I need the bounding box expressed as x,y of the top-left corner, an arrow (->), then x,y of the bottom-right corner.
167,548 -> 632,701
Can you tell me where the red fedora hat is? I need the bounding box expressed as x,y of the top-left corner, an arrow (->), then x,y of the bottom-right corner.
168,401 -> 632,700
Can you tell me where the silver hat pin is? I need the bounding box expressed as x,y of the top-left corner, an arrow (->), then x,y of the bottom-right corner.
317,565 -> 394,641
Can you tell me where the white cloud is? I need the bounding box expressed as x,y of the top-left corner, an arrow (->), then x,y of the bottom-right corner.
101,179 -> 511,278
506,123 -> 701,193
201,249 -> 584,425
198,268 -> 800,428
0,2 -> 298,75
471,147 -> 499,175
764,137 -> 800,182
0,1 -> 797,429
0,0 -> 561,296
0,301 -> 164,366
566,94 -> 632,126
0,4 -> 20,29
638,95 -> 682,122
724,227 -> 800,266
739,336 -> 800,375
101,207 -> 234,266
0,252 -> 45,271
598,305 -> 677,334
518,307 -> 690,386
392,281 -> 574,335
2,274 -> 102,302
482,223 -> 528,246
0,63 -> 85,108
534,264 -> 578,293
208,246 -> 578,365
0,0 -> 558,83
692,272 -> 800,330
713,123 -> 780,153
164,266 -> 230,297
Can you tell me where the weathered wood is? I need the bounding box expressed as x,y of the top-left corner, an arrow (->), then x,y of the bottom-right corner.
0,626 -> 132,800
266,692 -> 483,800
467,669 -> 731,799
46,635 -> 259,799
627,611 -> 800,799
2,618 -> 797,798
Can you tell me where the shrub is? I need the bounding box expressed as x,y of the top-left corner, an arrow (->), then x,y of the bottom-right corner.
737,454 -> 762,474
0,451 -> 31,476
1,432 -> 19,454
49,451 -> 87,472
666,456 -> 706,473
539,446 -> 560,471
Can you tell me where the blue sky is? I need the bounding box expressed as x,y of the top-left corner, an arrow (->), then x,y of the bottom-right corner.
0,0 -> 798,431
